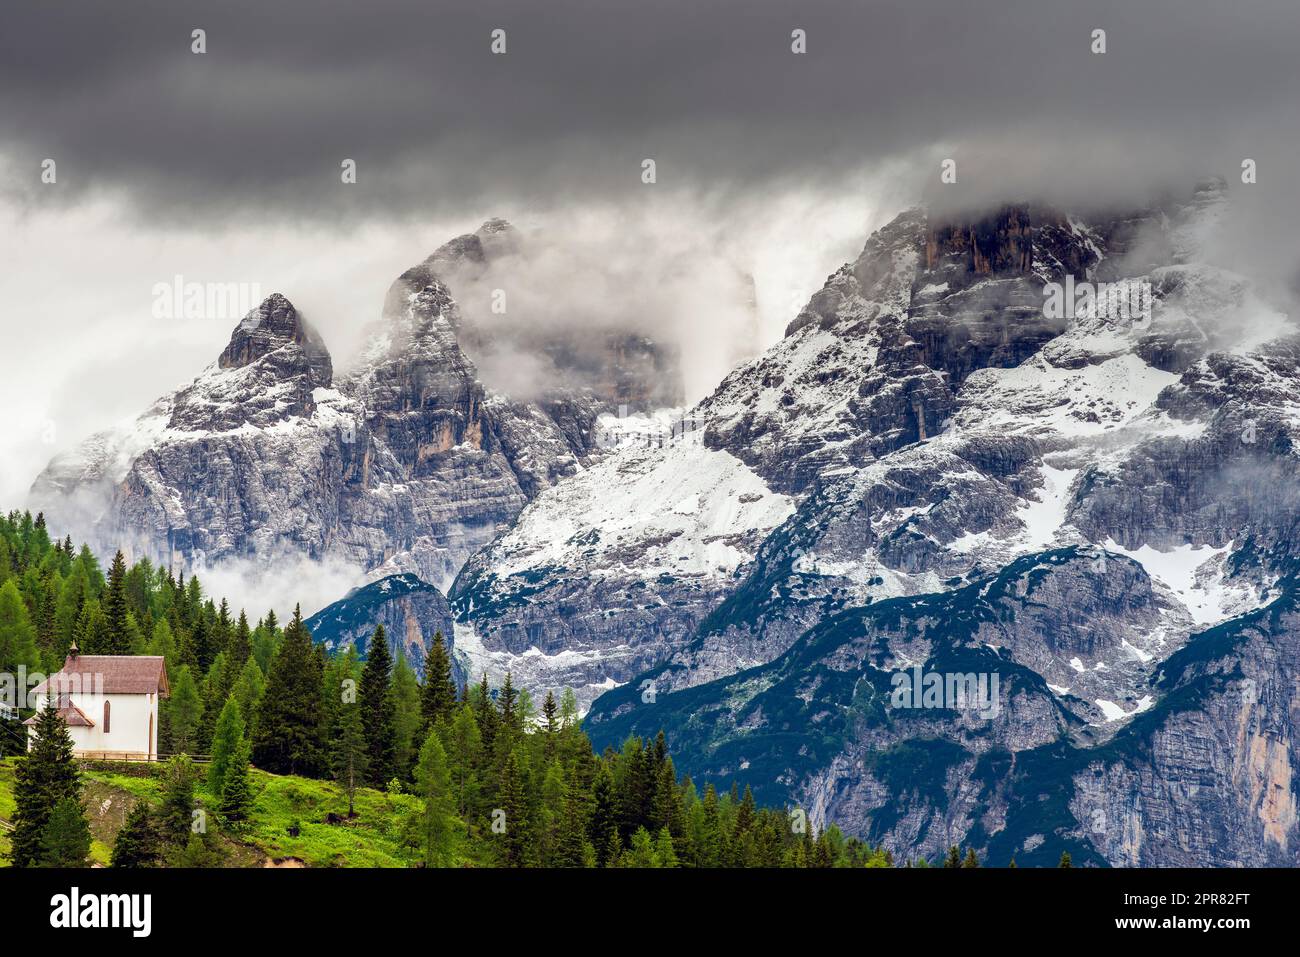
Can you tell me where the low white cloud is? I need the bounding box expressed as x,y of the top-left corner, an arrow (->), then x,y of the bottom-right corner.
194,553 -> 370,622
0,177 -> 892,506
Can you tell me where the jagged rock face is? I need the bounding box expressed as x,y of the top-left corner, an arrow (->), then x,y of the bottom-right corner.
1067,573 -> 1300,866
698,205 -> 1106,497
612,186 -> 1282,704
460,189 -> 1281,728
161,294 -> 335,436
381,221 -> 513,339
924,206 -> 1036,277
450,429 -> 794,711
541,331 -> 681,411
574,183 -> 1300,865
30,221 -> 645,591
349,280 -> 489,470
586,553 -> 1300,866
1067,334 -> 1300,560
218,292 -> 333,385
326,276 -> 535,588
584,553 -> 1099,860
32,295 -> 359,568
470,200 -> 1146,705
700,209 -> 932,495
304,573 -> 458,683
484,393 -> 603,499
32,280 -> 520,582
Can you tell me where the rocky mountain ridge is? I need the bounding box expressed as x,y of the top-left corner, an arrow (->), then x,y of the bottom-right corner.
450,181 -> 1300,864
29,181 -> 1300,865
456,186 -> 1264,710
31,220 -> 677,593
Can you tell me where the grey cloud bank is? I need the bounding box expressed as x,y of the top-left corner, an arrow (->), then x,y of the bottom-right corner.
2,0 -> 1297,226
3,0 -> 1299,508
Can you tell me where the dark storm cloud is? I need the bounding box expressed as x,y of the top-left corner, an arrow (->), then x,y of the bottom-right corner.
2,0 -> 1298,224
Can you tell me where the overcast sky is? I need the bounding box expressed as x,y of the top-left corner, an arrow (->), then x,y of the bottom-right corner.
2,0 -> 1298,509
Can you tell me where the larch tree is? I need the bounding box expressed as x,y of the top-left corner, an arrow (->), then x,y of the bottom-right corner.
414,731 -> 456,867
0,579 -> 39,674
167,665 -> 203,755
207,696 -> 244,797
391,653 -> 422,782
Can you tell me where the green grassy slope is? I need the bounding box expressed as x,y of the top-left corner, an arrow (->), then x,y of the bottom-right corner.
0,757 -> 446,868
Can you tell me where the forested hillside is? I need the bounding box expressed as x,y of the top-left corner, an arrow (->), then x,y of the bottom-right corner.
0,510 -> 909,868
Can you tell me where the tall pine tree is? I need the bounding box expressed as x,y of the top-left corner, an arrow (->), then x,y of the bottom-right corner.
419,631 -> 457,730
101,550 -> 132,655
495,749 -> 534,868
473,672 -> 498,755
330,699 -> 368,816
39,796 -> 92,867
358,624 -> 396,786
111,802 -> 160,867
11,701 -> 82,867
252,606 -> 324,776
158,754 -> 198,848
227,610 -> 252,667
390,654 -> 422,782
218,738 -> 254,826
167,666 -> 203,755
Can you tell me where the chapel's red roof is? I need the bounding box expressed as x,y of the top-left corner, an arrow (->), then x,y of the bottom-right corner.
31,654 -> 169,697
